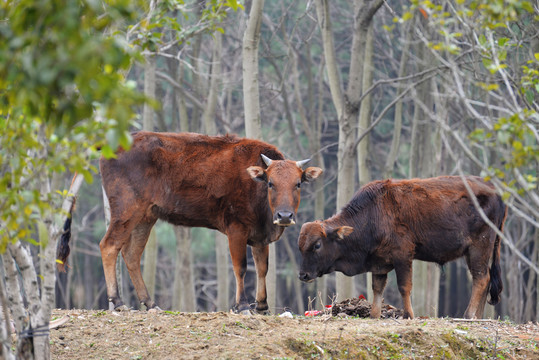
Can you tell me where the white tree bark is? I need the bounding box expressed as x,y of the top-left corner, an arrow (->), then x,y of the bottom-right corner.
242,0 -> 264,140
315,0 -> 383,302
202,32 -> 229,312
1,171 -> 82,359
142,55 -> 159,307
242,0 -> 276,313
172,226 -> 196,311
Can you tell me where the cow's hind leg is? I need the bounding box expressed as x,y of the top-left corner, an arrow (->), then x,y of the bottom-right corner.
370,273 -> 388,319
122,220 -> 159,310
100,220 -> 137,310
251,244 -> 269,314
227,224 -> 250,314
463,241 -> 492,319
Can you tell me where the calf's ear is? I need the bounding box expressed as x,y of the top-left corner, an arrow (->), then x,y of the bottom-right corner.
247,166 -> 267,182
334,226 -> 354,240
302,167 -> 323,183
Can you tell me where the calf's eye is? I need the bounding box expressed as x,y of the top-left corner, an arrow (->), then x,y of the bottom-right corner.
314,242 -> 321,250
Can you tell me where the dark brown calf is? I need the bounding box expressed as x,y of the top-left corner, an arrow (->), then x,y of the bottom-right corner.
298,176 -> 506,319
59,131 -> 322,313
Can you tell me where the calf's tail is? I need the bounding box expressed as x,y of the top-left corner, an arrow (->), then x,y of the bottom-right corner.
56,180 -> 78,272
488,201 -> 506,305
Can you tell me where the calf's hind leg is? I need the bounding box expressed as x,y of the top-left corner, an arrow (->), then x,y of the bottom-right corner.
121,220 -> 159,310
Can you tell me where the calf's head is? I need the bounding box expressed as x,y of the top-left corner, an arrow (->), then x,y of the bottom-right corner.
247,154 -> 322,226
297,221 -> 354,282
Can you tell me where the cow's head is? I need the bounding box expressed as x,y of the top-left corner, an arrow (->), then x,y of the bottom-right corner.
297,221 -> 354,282
247,154 -> 322,227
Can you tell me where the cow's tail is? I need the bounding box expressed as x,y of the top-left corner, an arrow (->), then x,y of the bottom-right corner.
488,200 -> 507,305
56,176 -> 78,272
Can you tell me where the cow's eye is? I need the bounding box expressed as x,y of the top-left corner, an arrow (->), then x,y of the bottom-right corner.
314,242 -> 321,250
296,182 -> 301,189
268,181 -> 274,189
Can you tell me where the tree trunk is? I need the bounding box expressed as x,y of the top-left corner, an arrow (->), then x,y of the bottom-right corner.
383,20 -> 413,178
316,0 -> 383,303
242,0 -> 264,140
142,55 -> 158,308
242,0 -> 276,312
215,232 -> 230,311
1,170 -> 82,360
314,62 -> 328,309
202,32 -> 230,311
202,32 -> 222,133
409,32 -> 440,316
172,226 -> 196,311
357,20 -> 374,303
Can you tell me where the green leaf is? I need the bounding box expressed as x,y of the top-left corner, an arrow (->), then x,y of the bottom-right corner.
525,89 -> 534,103
497,131 -> 510,144
37,220 -> 49,249
498,37 -> 509,47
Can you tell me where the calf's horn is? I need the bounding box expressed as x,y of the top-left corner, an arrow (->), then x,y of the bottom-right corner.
296,159 -> 311,168
261,154 -> 273,167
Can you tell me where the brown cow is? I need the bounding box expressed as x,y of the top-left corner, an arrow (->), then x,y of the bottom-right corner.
58,131 -> 322,314
298,176 -> 506,319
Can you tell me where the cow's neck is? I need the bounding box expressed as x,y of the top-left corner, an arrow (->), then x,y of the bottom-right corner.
327,214 -> 371,276
248,196 -> 286,246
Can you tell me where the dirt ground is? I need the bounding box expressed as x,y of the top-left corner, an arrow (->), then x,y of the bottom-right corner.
49,299 -> 539,359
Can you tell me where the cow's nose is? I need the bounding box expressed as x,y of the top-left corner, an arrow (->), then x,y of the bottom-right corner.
298,271 -> 309,282
276,211 -> 294,224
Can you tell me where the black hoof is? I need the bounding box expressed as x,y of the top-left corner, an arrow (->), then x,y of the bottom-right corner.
232,303 -> 252,314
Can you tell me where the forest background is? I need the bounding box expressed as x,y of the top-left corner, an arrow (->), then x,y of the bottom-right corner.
1,3 -> 538,356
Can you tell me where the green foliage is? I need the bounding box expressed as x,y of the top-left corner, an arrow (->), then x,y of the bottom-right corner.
0,0 -> 144,251
129,0 -> 243,51
0,0 -> 243,252
396,0 -> 538,197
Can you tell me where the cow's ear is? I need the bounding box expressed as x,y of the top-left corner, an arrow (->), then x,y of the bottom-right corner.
247,166 -> 267,182
334,226 -> 354,240
302,167 -> 323,183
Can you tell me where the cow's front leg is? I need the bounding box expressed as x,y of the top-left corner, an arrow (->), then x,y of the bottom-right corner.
227,225 -> 250,314
394,259 -> 414,319
251,244 -> 270,314
370,273 -> 388,319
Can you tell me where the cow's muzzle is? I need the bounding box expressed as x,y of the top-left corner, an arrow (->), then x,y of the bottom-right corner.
298,271 -> 315,283
273,211 -> 295,226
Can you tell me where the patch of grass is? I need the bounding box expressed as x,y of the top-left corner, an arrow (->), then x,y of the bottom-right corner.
234,321 -> 251,330
163,310 -> 181,315
284,338 -> 325,358
441,331 -> 483,358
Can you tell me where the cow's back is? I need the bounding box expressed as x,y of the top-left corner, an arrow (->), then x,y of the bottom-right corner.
341,176 -> 505,266
381,176 -> 504,264
100,131 -> 284,231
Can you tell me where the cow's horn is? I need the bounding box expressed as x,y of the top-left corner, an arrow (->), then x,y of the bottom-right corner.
261,154 -> 273,166
296,159 -> 311,168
